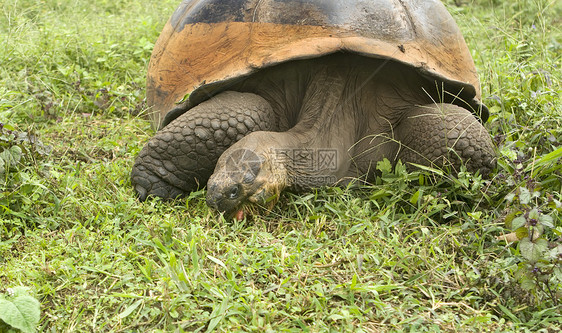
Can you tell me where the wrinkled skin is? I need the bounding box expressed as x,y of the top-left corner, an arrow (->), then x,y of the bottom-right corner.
131,54 -> 496,217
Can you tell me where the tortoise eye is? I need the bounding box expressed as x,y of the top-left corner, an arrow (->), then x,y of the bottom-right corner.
228,185 -> 241,199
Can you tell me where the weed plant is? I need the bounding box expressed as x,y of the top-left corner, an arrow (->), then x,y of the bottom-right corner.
0,0 -> 560,331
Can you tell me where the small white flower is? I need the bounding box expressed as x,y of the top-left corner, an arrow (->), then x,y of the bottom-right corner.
6,288 -> 15,297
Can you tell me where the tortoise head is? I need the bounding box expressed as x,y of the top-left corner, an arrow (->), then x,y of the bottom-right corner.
206,136 -> 288,218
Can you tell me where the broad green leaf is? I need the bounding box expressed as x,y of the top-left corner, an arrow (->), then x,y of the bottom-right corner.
548,198 -> 562,210
511,216 -> 527,230
519,187 -> 531,205
2,124 -> 15,131
376,158 -> 392,174
554,267 -> 562,282
525,146 -> 562,177
539,215 -> 554,228
169,252 -> 177,268
497,304 -> 519,323
468,211 -> 483,221
505,192 -> 516,203
370,189 -> 390,200
549,245 -> 562,261
471,315 -> 492,323
410,190 -> 421,205
118,299 -> 142,319
504,210 -> 518,227
515,227 -> 529,240
500,147 -> 517,161
327,313 -> 345,321
528,208 -> 540,220
207,255 -> 226,269
520,277 -> 536,290
0,146 -> 22,171
350,274 -> 358,290
347,223 -> 366,236
520,238 -> 548,262
0,296 -> 40,333
206,295 -> 230,333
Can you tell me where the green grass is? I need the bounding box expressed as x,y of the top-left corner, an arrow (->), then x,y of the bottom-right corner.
1,0 -> 561,331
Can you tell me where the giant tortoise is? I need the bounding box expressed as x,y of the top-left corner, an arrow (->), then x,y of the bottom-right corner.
131,0 -> 496,218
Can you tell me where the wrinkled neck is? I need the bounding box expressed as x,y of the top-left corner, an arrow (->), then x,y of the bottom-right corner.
231,54 -> 436,189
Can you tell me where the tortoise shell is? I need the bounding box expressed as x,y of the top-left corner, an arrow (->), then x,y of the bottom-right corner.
147,0 -> 487,129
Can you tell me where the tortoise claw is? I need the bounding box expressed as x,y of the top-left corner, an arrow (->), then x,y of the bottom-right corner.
131,162 -> 188,201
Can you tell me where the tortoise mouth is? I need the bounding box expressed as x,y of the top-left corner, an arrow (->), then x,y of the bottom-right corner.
228,195 -> 281,221
206,180 -> 282,220
206,198 -> 262,221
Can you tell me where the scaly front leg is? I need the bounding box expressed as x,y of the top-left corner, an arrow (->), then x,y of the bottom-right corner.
131,91 -> 275,201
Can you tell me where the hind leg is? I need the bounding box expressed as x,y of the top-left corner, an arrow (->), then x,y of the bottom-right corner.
394,103 -> 496,175
131,91 -> 275,201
